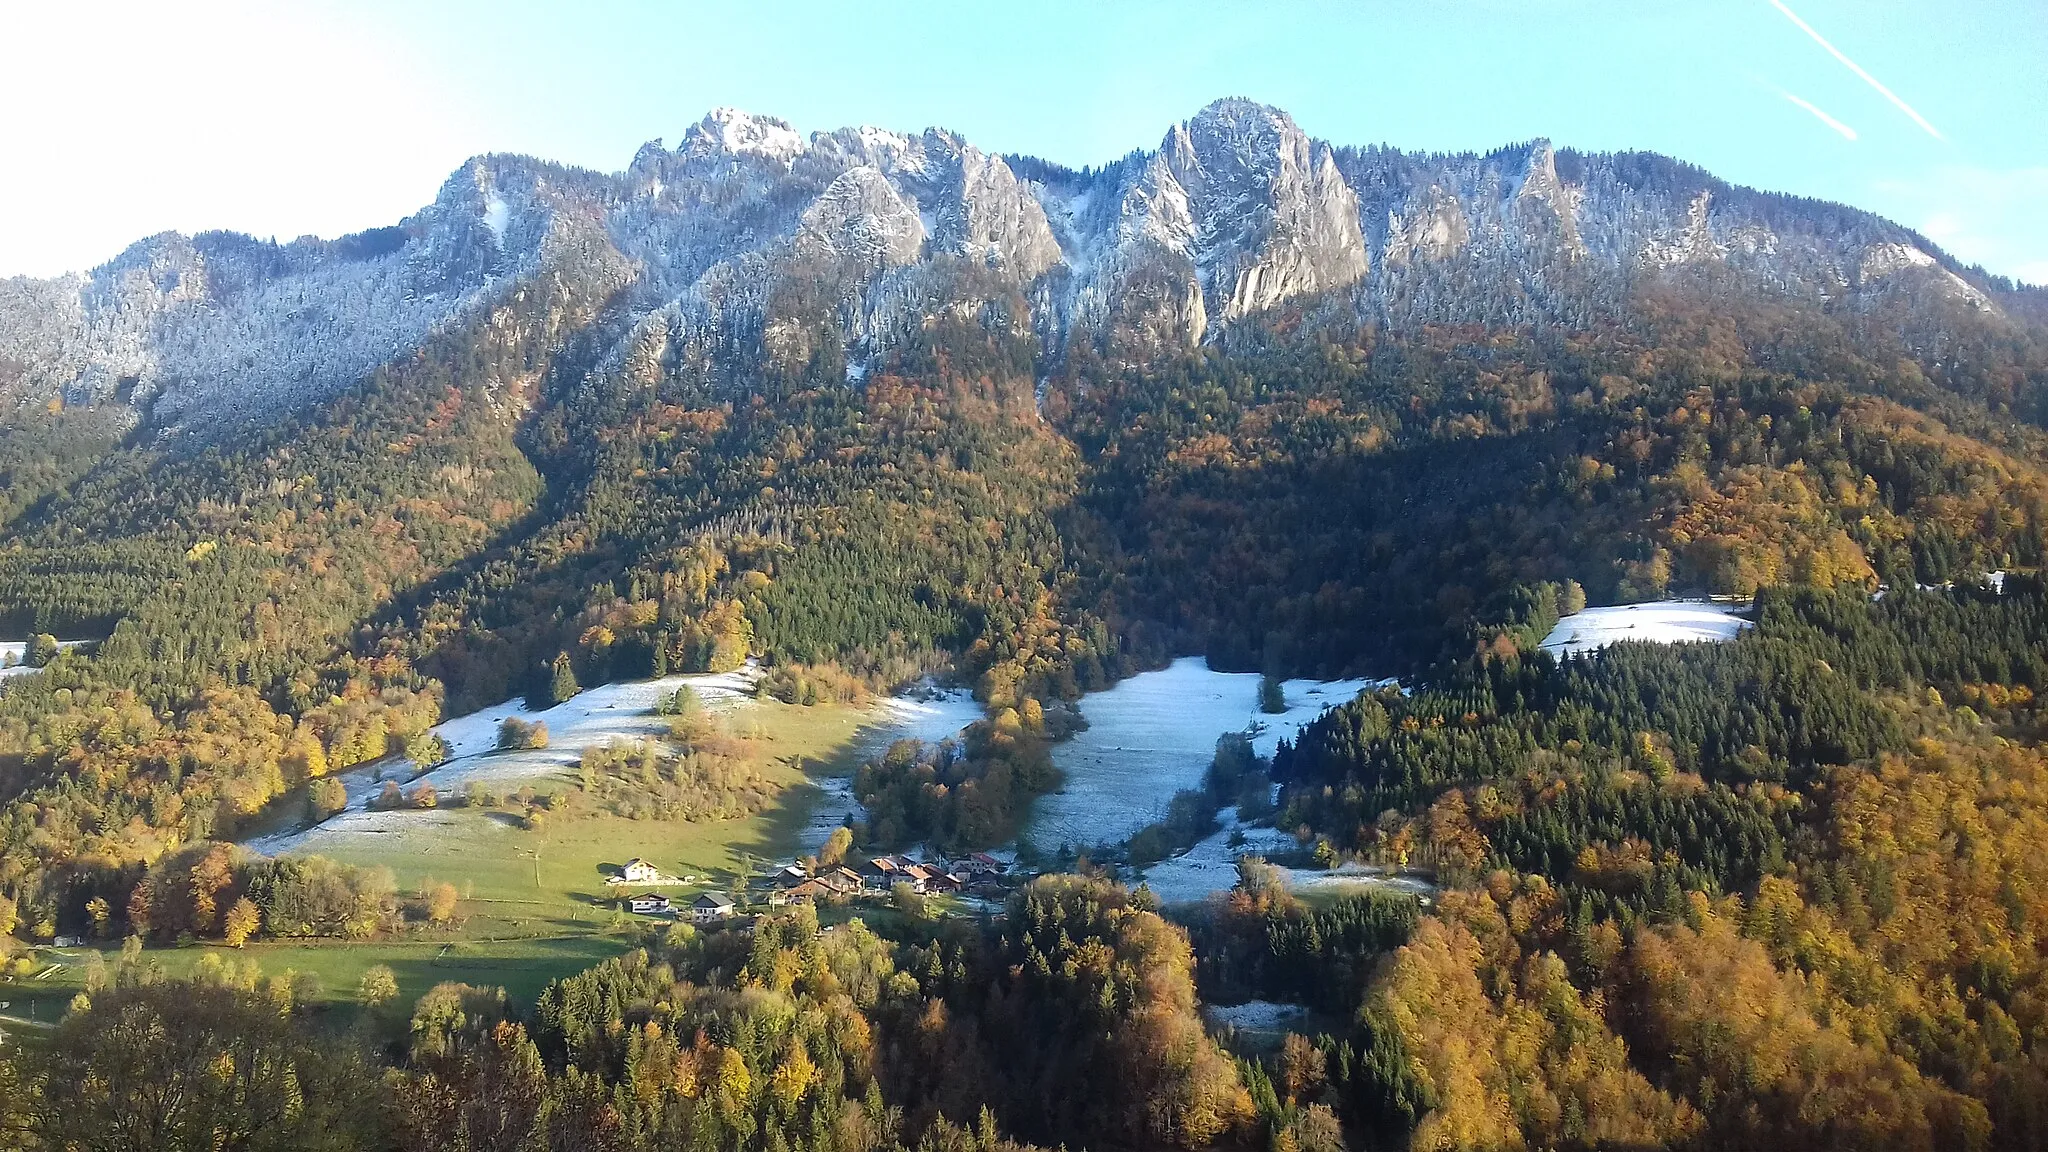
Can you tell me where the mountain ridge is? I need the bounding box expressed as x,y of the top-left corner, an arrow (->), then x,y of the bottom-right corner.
0,97 -> 2026,439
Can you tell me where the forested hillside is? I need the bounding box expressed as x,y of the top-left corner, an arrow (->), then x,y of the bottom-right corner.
3,98 -> 2048,1151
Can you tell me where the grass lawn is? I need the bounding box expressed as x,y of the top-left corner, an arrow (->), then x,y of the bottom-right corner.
297,698 -> 889,932
0,933 -> 638,1026
0,698 -> 939,1033
75,697 -> 908,1002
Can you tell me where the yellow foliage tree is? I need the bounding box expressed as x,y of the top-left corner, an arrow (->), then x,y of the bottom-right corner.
222,897 -> 260,948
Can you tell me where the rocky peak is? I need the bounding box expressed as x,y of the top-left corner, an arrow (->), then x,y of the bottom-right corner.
795,166 -> 926,271
942,148 -> 1063,278
682,107 -> 807,165
1512,141 -> 1585,256
1154,98 -> 1366,322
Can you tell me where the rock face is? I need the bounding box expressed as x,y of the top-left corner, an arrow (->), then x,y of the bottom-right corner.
0,98 -> 2023,437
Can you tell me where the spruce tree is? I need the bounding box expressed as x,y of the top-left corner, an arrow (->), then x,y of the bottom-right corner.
549,653 -> 580,706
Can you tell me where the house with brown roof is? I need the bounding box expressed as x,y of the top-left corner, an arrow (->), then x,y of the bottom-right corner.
856,857 -> 902,890
898,863 -> 937,894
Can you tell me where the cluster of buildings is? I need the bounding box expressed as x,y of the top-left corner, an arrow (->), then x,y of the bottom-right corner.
618,851 -> 1013,922
625,889 -> 734,923
770,851 -> 1007,904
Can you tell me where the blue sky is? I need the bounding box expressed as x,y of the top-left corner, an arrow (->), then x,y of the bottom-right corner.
4,0 -> 2043,282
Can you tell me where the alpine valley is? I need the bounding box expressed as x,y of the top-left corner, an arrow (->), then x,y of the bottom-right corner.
4,99 -> 2048,1152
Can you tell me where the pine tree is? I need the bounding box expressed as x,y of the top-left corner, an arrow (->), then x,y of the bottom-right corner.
549,653 -> 580,706
1260,674 -> 1288,715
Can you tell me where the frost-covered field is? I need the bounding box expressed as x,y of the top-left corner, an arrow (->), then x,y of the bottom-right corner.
1135,806 -> 1297,904
1024,658 -> 1384,853
246,667 -> 766,855
796,687 -> 981,854
1290,863 -> 1439,898
248,668 -> 984,859
0,640 -> 86,681
1135,814 -> 1440,905
1201,1000 -> 1309,1035
432,666 -> 763,764
1539,601 -> 1751,656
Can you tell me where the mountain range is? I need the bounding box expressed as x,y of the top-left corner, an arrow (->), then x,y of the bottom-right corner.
2,98 -> 2032,438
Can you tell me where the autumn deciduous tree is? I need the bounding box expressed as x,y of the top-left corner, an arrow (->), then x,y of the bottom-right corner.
20,980 -> 380,1151
359,964 -> 400,1010
222,898 -> 260,948
819,825 -> 853,868
423,882 -> 460,924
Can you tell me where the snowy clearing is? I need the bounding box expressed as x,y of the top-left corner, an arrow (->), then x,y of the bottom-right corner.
1134,805 -> 1297,904
795,685 -> 981,855
0,640 -> 86,681
248,667 -> 984,860
245,666 -> 766,855
1135,814 -> 1439,905
1024,658 -> 1385,854
1202,1000 -> 1309,1035
1539,600 -> 1751,656
1290,863 -> 1439,898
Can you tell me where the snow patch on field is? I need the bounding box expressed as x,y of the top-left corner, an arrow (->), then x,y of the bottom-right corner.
432,660 -> 761,766
250,667 -> 984,860
1539,600 -> 1750,656
1202,999 -> 1309,1034
1135,806 -> 1297,904
244,667 -> 766,855
1025,658 -> 1384,853
797,685 -> 981,854
1290,863 -> 1439,898
0,639 -> 86,681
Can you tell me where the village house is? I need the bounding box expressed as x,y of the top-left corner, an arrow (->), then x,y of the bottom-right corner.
783,877 -> 835,903
691,891 -> 736,923
621,858 -> 661,884
856,857 -> 902,890
829,866 -> 865,893
898,863 -> 934,894
923,869 -> 964,894
774,863 -> 809,887
626,894 -> 672,916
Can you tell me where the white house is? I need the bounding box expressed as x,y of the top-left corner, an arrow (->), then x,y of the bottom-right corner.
626,894 -> 672,916
621,858 -> 660,884
691,892 -> 736,923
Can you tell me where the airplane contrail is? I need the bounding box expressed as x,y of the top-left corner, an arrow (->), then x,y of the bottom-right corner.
1767,0 -> 1943,140
1776,89 -> 1858,140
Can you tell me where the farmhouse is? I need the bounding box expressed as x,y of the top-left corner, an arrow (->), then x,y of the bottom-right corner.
774,863 -> 809,887
857,857 -> 902,889
626,894 -> 672,916
691,891 -> 736,923
621,858 -> 661,884
898,863 -> 935,894
784,877 -> 840,903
